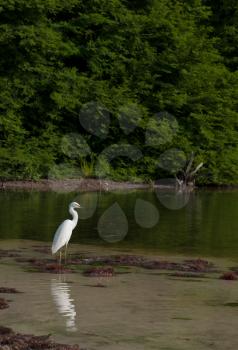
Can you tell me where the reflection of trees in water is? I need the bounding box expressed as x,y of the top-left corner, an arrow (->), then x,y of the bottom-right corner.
182,191 -> 238,256
0,191 -> 76,241
197,191 -> 238,255
51,277 -> 77,332
1,190 -> 238,256
185,191 -> 201,249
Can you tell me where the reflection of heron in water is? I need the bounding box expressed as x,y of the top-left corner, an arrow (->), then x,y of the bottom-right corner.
51,276 -> 77,332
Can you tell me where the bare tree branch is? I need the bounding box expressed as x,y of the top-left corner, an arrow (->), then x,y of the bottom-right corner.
185,152 -> 194,176
190,162 -> 204,176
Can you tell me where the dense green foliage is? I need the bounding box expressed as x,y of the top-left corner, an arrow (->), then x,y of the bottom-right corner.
0,0 -> 237,184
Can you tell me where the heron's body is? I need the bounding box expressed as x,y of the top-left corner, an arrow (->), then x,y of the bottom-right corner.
52,202 -> 81,259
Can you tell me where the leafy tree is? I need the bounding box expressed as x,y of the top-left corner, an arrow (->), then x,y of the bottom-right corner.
0,0 -> 237,184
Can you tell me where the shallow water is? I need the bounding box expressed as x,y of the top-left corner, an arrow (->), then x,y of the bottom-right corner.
1,240 -> 238,350
1,189 -> 238,349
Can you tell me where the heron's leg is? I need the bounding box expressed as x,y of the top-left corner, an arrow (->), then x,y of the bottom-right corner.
59,251 -> 62,266
65,244 -> 68,265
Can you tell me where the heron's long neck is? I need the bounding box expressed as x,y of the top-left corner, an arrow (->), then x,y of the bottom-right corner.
69,207 -> 78,229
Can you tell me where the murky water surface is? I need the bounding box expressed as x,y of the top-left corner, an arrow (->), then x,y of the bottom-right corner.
1,189 -> 238,349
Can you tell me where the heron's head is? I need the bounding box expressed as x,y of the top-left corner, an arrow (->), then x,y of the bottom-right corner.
69,202 -> 81,209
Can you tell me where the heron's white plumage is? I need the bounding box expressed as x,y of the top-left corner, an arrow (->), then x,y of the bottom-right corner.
52,220 -> 74,254
51,202 -> 81,255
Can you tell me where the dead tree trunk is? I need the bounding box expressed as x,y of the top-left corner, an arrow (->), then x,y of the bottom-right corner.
176,153 -> 203,189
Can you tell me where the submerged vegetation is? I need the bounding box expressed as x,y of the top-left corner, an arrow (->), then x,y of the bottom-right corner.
0,326 -> 81,350
15,250 -> 219,275
0,297 -> 9,310
2,246 -> 238,282
0,0 -> 238,184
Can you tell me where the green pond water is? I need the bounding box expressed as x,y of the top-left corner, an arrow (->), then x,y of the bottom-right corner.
1,189 -> 238,350
0,189 -> 237,257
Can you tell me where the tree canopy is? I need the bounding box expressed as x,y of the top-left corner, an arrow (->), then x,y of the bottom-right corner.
0,0 -> 237,184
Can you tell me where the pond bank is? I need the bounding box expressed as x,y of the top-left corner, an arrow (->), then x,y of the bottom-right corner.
0,179 -> 151,192
1,179 -> 237,192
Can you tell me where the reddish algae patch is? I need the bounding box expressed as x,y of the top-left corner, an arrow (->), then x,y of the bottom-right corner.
220,272 -> 238,280
0,326 -> 81,350
0,287 -> 21,294
84,267 -> 114,277
0,297 -> 9,309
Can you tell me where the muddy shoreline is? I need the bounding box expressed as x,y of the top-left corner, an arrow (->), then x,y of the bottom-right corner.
1,179 -> 238,192
0,179 -> 151,192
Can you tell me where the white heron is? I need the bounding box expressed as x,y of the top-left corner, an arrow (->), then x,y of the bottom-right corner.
52,202 -> 81,264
